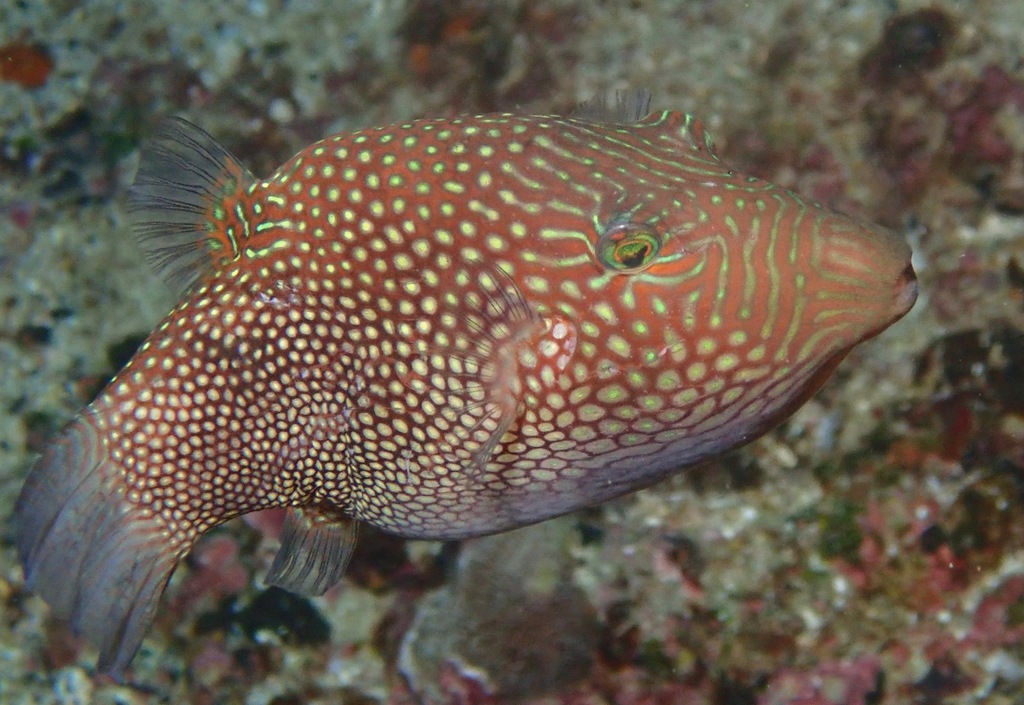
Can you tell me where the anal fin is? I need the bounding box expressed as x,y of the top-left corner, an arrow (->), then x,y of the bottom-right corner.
265,507 -> 358,596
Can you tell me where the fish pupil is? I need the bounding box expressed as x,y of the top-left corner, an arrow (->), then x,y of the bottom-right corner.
598,223 -> 661,272
616,238 -> 652,268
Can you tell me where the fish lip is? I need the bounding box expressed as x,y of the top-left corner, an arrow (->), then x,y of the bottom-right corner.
892,262 -> 919,320
847,261 -> 918,347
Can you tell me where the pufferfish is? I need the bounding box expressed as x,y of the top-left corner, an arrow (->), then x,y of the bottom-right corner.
13,94 -> 917,675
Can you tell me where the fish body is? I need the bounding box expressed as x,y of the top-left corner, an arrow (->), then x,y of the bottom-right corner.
14,102 -> 917,674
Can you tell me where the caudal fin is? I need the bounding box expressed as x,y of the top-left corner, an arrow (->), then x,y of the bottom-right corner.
12,413 -> 183,677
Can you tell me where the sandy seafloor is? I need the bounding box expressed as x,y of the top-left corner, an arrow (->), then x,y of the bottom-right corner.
2,0 -> 1024,703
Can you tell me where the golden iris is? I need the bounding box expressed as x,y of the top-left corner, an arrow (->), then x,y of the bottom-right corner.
597,223 -> 662,272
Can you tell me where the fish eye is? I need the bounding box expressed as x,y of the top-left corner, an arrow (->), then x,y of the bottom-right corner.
597,223 -> 662,272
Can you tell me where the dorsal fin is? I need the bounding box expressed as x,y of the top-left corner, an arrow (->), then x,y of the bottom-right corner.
128,117 -> 256,295
571,92 -> 719,159
644,110 -> 719,158
571,89 -> 653,124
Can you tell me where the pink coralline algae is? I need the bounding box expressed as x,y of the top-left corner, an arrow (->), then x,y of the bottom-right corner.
758,655 -> 883,705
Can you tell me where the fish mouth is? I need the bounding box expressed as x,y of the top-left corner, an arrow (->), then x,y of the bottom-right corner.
850,260 -> 917,346
891,262 -> 918,321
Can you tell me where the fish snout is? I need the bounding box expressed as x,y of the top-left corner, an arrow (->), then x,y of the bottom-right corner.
810,215 -> 918,345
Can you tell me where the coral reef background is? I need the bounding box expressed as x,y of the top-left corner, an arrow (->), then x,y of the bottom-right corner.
2,1 -> 1023,703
